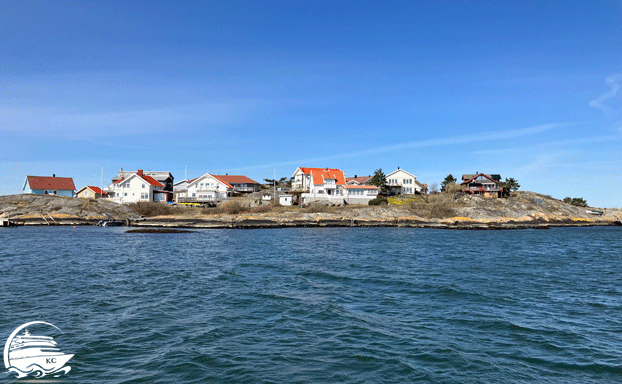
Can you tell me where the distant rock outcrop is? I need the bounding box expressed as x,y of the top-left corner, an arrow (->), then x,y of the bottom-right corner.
0,194 -> 140,224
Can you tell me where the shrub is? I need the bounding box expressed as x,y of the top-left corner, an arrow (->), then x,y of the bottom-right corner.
562,197 -> 588,207
129,202 -> 185,217
368,197 -> 388,206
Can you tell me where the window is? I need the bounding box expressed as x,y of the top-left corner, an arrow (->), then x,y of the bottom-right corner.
142,184 -> 145,188
124,193 -> 127,196
85,191 -> 89,197
53,191 -> 57,195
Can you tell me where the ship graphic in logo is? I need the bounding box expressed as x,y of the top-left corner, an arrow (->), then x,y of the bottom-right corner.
4,321 -> 73,378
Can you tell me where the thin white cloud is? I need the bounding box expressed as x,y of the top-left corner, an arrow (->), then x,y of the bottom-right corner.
589,73 -> 622,118
225,122 -> 568,172
0,100 -> 262,139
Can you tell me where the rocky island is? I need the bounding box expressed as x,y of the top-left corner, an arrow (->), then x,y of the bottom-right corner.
1,192 -> 621,230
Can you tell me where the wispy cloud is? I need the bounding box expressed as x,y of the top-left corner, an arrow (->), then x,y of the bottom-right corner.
225,122 -> 569,172
589,73 -> 622,118
0,100 -> 263,139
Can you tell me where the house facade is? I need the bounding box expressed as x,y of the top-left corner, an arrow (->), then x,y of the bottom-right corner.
385,168 -> 424,195
23,175 -> 76,197
182,173 -> 234,202
341,185 -> 380,204
76,186 -> 106,199
461,173 -> 502,198
112,169 -> 174,191
106,170 -> 166,203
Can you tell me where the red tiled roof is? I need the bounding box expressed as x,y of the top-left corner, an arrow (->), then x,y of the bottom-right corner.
214,175 -> 260,185
299,168 -> 345,185
141,175 -> 164,187
27,176 -> 76,191
113,174 -> 163,187
342,185 -> 379,190
210,175 -> 234,189
87,186 -> 105,195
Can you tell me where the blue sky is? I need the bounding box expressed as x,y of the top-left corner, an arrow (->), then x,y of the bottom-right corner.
1,0 -> 621,207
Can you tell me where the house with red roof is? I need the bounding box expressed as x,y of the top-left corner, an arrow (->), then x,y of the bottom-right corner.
291,167 -> 378,204
182,173 -> 234,203
292,167 -> 346,195
106,169 -> 168,203
76,186 -> 107,199
23,175 -> 76,197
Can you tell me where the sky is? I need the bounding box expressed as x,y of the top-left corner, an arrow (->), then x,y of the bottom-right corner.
1,0 -> 621,207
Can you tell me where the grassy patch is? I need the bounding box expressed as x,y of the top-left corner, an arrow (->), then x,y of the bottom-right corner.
408,194 -> 461,219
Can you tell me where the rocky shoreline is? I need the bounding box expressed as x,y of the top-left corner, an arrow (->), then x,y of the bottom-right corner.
2,193 -> 621,230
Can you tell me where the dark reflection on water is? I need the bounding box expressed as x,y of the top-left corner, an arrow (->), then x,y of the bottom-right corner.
1,226 -> 621,383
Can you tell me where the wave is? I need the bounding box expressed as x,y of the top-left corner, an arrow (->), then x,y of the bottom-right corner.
8,364 -> 71,379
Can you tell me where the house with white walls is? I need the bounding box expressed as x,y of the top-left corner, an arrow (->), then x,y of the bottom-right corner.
106,170 -> 167,203
385,168 -> 425,195
341,184 -> 380,204
182,173 -> 234,202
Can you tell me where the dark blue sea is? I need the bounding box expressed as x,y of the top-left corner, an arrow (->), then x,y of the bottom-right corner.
1,226 -> 621,383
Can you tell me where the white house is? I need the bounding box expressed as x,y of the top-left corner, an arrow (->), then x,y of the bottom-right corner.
341,185 -> 380,204
106,170 -> 166,203
385,168 -> 425,195
183,173 -> 234,202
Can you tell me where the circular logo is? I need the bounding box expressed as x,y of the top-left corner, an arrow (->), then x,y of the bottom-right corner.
4,321 -> 73,378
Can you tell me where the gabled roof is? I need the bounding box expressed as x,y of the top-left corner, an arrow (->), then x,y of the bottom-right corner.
113,174 -> 164,187
87,186 -> 105,194
295,167 -> 345,185
213,175 -> 260,185
76,186 -> 106,195
461,173 -> 499,185
386,168 -> 417,179
187,173 -> 234,189
26,176 -> 76,191
346,176 -> 372,185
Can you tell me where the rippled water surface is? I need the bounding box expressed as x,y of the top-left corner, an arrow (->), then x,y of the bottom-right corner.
1,226 -> 621,383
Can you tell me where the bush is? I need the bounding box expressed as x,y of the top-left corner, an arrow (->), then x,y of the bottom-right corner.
129,202 -> 186,217
562,197 -> 588,207
368,197 -> 388,206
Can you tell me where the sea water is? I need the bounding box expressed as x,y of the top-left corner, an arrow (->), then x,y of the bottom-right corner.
0,226 -> 621,383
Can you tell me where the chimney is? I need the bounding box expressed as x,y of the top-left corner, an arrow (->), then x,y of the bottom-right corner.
138,169 -> 143,177
53,174 -> 55,177
355,175 -> 358,178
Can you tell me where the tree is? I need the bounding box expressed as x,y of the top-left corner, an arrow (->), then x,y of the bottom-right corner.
369,168 -> 388,194
429,182 -> 439,194
563,197 -> 588,207
499,177 -> 520,197
441,174 -> 457,189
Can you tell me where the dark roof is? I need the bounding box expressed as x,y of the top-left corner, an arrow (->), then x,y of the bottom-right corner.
27,176 -> 76,191
213,175 -> 260,185
346,176 -> 372,184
